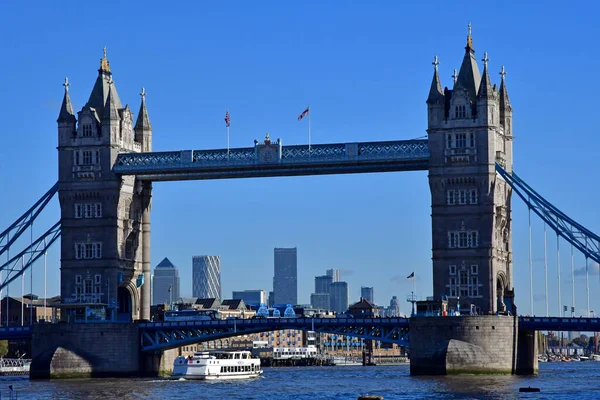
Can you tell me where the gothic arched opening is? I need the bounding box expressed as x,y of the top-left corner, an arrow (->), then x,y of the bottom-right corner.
496,272 -> 506,314
117,286 -> 132,322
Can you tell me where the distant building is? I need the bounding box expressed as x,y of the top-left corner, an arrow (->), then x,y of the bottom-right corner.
152,257 -> 180,306
192,256 -> 221,299
311,274 -> 333,310
349,297 -> 379,318
329,282 -> 349,313
273,248 -> 297,305
389,295 -> 401,317
268,291 -> 274,307
1,295 -> 60,325
232,290 -> 266,305
310,293 -> 330,310
361,286 -> 374,304
315,275 -> 333,294
326,269 -> 340,282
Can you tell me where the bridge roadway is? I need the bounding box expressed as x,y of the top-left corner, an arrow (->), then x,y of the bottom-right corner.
113,139 -> 430,181
3,316 -> 598,351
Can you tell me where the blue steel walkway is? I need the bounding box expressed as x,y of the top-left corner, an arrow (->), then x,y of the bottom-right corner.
1,317 -> 596,351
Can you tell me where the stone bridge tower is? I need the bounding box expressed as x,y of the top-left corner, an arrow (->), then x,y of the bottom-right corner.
427,26 -> 514,314
57,49 -> 153,321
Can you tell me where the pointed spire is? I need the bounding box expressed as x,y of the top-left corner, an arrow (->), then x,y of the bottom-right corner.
57,77 -> 76,123
135,87 -> 153,131
477,52 -> 493,99
499,66 -> 512,112
427,56 -> 444,104
455,23 -> 481,102
86,47 -> 121,120
103,79 -> 120,121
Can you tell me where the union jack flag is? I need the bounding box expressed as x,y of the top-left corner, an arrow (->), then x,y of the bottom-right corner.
297,106 -> 309,121
224,111 -> 231,127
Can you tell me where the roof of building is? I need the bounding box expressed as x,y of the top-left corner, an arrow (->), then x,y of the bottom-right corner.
454,26 -> 481,104
195,298 -> 220,309
4,295 -> 61,307
84,47 -> 122,121
155,257 -> 175,269
221,299 -> 245,310
57,78 -> 76,123
427,56 -> 444,104
349,297 -> 376,310
135,88 -> 152,131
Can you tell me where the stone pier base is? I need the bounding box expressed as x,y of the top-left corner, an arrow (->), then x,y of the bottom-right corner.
409,315 -> 538,375
30,323 -> 178,379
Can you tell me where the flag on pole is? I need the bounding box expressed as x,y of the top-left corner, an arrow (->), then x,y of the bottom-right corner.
298,106 -> 309,121
224,111 -> 231,127
407,272 -> 415,279
168,285 -> 172,293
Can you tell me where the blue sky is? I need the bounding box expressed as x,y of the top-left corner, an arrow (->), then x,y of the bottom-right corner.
1,1 -> 599,317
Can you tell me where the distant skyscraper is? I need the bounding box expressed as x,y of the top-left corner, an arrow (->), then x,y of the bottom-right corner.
310,293 -> 330,310
192,255 -> 221,299
326,269 -> 340,282
232,290 -> 266,305
273,248 -> 297,305
329,281 -> 349,313
315,275 -> 333,294
152,257 -> 180,306
361,286 -> 374,304
389,295 -> 400,317
268,291 -> 274,307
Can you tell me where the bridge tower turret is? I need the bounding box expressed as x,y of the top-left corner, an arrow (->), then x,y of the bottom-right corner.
427,25 -> 514,315
56,48 -> 151,322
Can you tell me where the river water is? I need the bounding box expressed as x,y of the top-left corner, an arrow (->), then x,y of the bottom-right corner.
2,362 -> 599,399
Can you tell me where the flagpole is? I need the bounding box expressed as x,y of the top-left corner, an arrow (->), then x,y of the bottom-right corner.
308,105 -> 311,156
413,273 -> 416,301
227,109 -> 230,159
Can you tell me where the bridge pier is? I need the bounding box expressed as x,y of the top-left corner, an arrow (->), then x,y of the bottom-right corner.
409,316 -> 537,375
29,323 -> 177,379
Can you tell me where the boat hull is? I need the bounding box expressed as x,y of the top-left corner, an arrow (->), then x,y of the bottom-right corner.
173,371 -> 263,380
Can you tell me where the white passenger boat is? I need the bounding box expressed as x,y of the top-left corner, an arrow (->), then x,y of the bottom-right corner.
172,350 -> 262,380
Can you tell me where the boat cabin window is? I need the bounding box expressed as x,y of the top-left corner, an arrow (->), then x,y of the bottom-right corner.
234,353 -> 240,359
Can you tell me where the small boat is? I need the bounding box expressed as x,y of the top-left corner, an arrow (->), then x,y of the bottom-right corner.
172,350 -> 262,380
331,356 -> 362,366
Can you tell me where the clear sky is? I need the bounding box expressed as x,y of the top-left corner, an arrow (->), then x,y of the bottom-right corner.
1,1 -> 599,317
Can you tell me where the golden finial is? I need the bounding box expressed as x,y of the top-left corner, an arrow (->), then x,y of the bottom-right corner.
100,46 -> 111,72
467,22 -> 473,48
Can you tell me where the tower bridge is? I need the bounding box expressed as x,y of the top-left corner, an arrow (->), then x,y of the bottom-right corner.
2,27 -> 599,377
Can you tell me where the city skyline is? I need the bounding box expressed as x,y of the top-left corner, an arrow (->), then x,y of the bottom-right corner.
1,2 -> 600,318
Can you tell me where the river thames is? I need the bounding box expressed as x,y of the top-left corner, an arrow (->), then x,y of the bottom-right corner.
1,362 -> 599,399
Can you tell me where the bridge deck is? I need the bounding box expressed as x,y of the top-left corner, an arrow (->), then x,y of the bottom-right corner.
113,139 -> 429,180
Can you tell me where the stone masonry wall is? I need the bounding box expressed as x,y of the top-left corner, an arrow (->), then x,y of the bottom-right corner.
30,323 -> 140,379
410,315 -> 520,375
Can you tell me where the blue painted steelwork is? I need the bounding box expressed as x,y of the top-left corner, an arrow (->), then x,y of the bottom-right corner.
0,317 -> 595,344
113,139 -> 429,181
0,183 -> 58,260
138,317 -> 411,352
496,163 -> 600,265
519,317 -> 600,332
0,222 -> 61,293
0,326 -> 31,340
